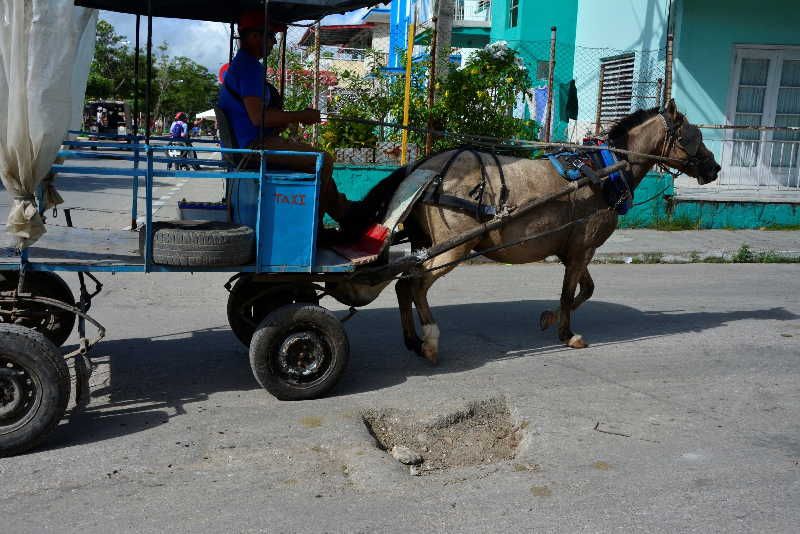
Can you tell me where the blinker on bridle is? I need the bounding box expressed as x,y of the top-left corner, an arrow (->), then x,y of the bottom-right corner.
658,111 -> 705,178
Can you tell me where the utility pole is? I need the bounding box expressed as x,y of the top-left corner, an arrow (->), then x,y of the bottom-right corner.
434,0 -> 453,85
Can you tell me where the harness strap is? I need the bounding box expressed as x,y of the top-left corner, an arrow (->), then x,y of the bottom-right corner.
421,146 -> 509,222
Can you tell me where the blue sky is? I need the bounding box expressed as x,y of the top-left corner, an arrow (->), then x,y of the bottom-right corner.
100,9 -> 368,74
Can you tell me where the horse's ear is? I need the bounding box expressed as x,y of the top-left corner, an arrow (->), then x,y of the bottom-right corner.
665,98 -> 678,119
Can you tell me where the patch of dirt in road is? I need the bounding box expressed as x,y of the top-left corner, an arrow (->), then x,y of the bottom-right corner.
362,397 -> 524,474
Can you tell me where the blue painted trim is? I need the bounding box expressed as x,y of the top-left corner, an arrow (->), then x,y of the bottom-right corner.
132,141 -> 140,227
144,146 -> 154,273
256,153 -> 267,273
0,262 -> 356,274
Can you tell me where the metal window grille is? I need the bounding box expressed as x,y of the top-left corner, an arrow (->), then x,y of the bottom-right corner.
596,53 -> 635,131
476,0 -> 490,12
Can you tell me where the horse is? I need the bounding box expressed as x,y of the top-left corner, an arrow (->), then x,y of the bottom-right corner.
333,100 -> 721,364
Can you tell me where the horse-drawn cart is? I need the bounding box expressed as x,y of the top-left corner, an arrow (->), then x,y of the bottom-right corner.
1,0 -> 721,458
0,0 -> 392,457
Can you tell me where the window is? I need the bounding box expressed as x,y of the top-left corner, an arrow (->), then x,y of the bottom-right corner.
726,46 -> 800,186
477,0 -> 491,12
597,53 -> 635,130
507,0 -> 518,28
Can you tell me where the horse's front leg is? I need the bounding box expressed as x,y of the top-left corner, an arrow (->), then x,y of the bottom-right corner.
556,260 -> 589,348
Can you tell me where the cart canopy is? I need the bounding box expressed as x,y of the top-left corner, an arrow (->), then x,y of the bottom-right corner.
1,1 -> 96,250
73,0 -> 385,24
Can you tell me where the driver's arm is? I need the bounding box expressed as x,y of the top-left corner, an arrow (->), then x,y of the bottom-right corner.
243,96 -> 319,129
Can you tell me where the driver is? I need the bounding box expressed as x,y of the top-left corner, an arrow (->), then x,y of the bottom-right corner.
218,10 -> 352,223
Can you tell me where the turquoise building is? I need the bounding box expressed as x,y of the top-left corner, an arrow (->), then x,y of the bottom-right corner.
486,0 -> 800,227
340,0 -> 800,228
489,0 -> 578,140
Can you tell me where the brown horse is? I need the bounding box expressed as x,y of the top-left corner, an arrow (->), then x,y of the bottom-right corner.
334,100 -> 720,363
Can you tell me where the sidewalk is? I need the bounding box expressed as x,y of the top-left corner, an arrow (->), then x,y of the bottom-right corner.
593,229 -> 800,262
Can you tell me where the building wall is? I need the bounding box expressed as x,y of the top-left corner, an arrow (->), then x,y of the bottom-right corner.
571,0 -> 669,137
490,0 -> 578,140
371,24 -> 391,54
673,0 -> 800,132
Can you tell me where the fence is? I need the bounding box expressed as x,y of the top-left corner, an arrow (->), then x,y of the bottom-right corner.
695,134 -> 800,191
510,39 -> 666,143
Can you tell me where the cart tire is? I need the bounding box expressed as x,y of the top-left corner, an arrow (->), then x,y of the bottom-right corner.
144,221 -> 254,267
0,271 -> 76,347
227,277 -> 318,347
0,324 -> 70,457
249,304 -> 349,401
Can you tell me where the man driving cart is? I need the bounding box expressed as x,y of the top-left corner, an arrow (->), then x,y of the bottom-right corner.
218,10 -> 353,223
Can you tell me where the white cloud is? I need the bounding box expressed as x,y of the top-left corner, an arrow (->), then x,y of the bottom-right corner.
101,12 -> 230,73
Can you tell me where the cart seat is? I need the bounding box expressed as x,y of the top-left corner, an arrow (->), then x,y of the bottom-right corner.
215,107 -> 252,168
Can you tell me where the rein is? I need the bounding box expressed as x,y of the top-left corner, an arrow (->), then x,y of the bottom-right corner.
322,113 -> 689,167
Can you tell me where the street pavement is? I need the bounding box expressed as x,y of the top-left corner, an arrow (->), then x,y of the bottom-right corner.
1,155 -> 799,533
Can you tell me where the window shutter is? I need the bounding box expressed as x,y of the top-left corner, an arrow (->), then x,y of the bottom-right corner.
598,53 -> 635,129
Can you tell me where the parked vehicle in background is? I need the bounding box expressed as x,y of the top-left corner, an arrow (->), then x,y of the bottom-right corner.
83,100 -> 131,137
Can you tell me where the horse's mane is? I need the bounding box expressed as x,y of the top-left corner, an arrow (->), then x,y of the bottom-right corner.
607,107 -> 660,148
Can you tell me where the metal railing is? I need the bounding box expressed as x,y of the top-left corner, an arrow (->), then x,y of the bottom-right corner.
703,137 -> 800,190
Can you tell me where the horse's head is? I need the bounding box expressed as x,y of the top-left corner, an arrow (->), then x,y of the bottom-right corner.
659,99 -> 720,185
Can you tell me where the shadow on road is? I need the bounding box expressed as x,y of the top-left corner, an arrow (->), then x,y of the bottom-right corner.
45,299 -> 797,450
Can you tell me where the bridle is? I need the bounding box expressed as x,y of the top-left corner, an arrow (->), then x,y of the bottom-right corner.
657,111 -> 704,178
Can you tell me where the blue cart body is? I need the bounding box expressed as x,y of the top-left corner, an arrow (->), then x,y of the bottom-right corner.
0,134 -> 357,275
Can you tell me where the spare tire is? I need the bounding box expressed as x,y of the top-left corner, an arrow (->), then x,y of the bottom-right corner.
141,221 -> 255,267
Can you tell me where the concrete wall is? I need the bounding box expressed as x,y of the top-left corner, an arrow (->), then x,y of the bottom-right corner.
333,164 -> 396,201
333,164 -> 800,229
619,173 -> 800,229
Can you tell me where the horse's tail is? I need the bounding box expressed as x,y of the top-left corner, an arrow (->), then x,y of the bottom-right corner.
337,165 -> 409,240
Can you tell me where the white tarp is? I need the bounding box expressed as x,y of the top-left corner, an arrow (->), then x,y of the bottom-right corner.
0,1 -> 97,249
196,109 -> 217,120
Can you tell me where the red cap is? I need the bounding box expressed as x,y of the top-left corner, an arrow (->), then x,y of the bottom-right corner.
175,112 -> 186,120
238,10 -> 286,33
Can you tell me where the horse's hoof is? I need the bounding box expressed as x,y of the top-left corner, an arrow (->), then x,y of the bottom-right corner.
421,344 -> 438,365
567,334 -> 588,349
539,310 -> 557,331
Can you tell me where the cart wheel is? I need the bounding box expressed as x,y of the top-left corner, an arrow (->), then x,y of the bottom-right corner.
0,271 -> 76,347
227,276 -> 318,347
249,304 -> 349,401
0,324 -> 70,457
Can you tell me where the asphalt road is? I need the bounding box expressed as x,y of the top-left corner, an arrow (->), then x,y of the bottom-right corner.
1,154 -> 799,532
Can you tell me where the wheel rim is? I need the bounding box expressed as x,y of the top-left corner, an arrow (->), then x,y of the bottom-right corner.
0,356 -> 42,432
273,325 -> 332,385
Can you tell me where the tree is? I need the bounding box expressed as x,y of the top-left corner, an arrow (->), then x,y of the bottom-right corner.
85,21 -> 219,131
86,20 -> 134,100
318,43 -> 536,152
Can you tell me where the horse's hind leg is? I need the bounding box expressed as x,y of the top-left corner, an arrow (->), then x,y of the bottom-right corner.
395,277 -> 422,354
410,242 -> 477,364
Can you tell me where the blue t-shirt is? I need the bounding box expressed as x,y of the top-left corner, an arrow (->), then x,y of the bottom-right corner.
218,49 -> 274,148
